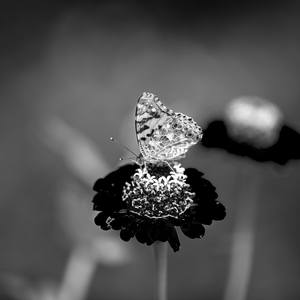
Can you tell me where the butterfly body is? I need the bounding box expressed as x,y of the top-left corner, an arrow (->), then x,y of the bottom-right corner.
135,92 -> 202,164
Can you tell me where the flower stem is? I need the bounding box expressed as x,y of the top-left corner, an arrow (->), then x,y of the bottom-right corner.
223,163 -> 262,300
153,242 -> 168,300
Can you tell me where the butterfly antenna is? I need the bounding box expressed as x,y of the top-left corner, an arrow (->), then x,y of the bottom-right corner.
109,137 -> 139,158
119,156 -> 138,164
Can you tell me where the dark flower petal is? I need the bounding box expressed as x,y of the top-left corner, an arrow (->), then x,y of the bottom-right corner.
191,208 -> 213,225
155,222 -> 169,242
181,223 -> 205,239
184,207 -> 212,225
184,168 -> 204,179
105,164 -> 138,184
269,125 -> 300,164
92,192 -> 119,212
93,165 -> 137,193
201,120 -> 230,150
212,201 -> 227,220
185,168 -> 217,202
184,168 -> 222,225
110,218 -> 123,230
135,221 -> 167,246
93,178 -> 110,192
94,212 -> 110,230
144,221 -> 180,250
189,198 -> 226,225
135,223 -> 150,245
120,228 -> 135,241
167,227 -> 180,252
119,215 -> 138,241
147,221 -> 164,241
92,165 -> 138,214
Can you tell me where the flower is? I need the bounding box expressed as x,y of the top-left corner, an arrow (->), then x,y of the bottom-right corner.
224,96 -> 283,148
201,96 -> 300,164
92,163 -> 226,252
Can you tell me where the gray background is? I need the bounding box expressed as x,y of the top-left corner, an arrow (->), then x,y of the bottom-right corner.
0,1 -> 300,300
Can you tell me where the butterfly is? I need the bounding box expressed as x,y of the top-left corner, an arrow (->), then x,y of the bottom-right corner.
135,92 -> 203,165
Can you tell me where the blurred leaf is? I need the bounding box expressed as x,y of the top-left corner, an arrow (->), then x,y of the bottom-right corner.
41,117 -> 110,187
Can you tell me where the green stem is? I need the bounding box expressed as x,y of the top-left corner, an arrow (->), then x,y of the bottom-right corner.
153,242 -> 168,300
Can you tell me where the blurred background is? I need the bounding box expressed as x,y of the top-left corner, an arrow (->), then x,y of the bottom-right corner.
1,1 -> 300,299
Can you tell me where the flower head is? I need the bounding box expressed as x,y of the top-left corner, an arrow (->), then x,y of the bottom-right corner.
224,96 -> 283,148
202,96 -> 300,164
92,163 -> 225,252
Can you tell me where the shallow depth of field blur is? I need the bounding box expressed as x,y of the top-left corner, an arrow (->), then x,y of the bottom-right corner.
1,1 -> 300,300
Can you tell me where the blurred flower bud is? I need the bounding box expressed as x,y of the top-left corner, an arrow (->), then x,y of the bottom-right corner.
225,96 -> 283,148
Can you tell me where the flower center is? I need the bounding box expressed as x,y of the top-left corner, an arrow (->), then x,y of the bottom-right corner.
122,163 -> 195,219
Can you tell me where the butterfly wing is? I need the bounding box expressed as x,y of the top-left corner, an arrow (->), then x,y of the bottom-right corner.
135,92 -> 173,162
135,92 -> 202,163
160,112 -> 203,160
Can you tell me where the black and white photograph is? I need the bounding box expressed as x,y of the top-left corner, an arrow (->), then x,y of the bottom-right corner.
0,1 -> 300,300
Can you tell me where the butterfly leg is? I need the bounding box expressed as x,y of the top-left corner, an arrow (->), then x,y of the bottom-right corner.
161,160 -> 175,173
143,161 -> 148,172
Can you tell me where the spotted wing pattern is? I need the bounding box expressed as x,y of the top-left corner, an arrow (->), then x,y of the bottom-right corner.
135,92 -> 202,163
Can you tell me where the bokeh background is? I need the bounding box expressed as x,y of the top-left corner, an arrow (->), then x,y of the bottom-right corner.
1,1 -> 300,300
